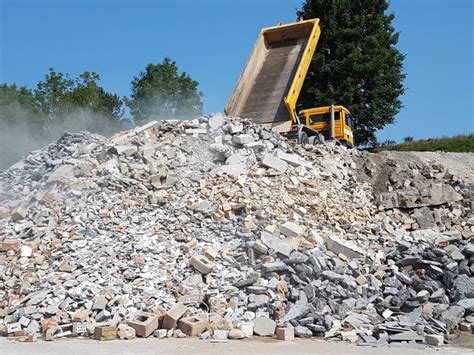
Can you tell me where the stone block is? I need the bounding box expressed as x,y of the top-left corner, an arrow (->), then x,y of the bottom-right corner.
6,323 -> 21,334
126,311 -> 159,337
45,326 -> 62,341
240,322 -> 253,337
93,326 -> 117,341
280,221 -> 304,238
209,297 -> 227,313
276,327 -> 294,341
228,328 -> 245,339
232,134 -> 254,145
208,114 -> 224,130
203,247 -> 219,260
18,316 -> 30,327
261,231 -> 292,256
162,303 -> 188,330
73,309 -> 89,322
190,255 -> 213,274
276,151 -> 312,168
10,204 -> 28,221
425,334 -> 444,346
20,245 -> 32,257
441,306 -> 465,332
262,261 -> 288,273
92,295 -> 107,310
72,322 -> 87,335
459,322 -> 473,332
253,317 -> 276,336
154,329 -> 167,338
178,316 -> 209,336
26,319 -> 40,335
326,235 -> 365,259
213,329 -> 229,340
261,154 -> 288,173
115,145 -> 137,157
118,324 -> 136,340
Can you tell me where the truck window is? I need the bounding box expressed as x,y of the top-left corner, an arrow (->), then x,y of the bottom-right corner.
309,112 -> 340,124
346,115 -> 352,127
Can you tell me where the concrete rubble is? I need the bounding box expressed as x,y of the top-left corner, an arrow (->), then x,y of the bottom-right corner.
0,115 -> 472,348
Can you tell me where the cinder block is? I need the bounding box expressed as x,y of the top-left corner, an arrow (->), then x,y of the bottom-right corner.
93,326 -> 117,341
6,323 -> 21,334
126,311 -> 159,337
162,303 -> 188,330
72,322 -> 87,334
178,316 -> 209,336
190,255 -> 213,274
276,327 -> 294,341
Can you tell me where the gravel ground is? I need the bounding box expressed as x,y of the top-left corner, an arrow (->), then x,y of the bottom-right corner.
0,337 -> 473,355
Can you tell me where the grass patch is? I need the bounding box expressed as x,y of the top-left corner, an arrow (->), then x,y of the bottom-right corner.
371,134 -> 474,153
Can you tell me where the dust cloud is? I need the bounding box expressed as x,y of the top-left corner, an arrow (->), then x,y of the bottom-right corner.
0,108 -> 132,171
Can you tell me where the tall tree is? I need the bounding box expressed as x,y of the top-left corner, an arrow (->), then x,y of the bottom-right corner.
0,84 -> 40,127
0,84 -> 45,169
34,68 -> 125,136
128,58 -> 203,123
297,0 -> 405,145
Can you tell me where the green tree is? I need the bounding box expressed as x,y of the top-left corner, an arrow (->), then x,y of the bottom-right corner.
35,68 -> 125,136
297,0 -> 405,145
0,84 -> 40,126
128,58 -> 203,123
0,84 -> 45,169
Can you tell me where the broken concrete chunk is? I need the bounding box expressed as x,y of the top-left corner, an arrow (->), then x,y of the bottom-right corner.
261,154 -> 288,173
279,221 -> 304,238
260,231 -> 293,257
253,317 -> 276,336
117,324 -> 136,340
10,204 -> 28,221
326,235 -> 366,259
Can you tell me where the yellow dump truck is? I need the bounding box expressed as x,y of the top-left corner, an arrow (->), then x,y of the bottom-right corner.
225,18 -> 355,147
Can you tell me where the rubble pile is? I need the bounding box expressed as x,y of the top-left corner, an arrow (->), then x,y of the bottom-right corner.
0,115 -> 472,347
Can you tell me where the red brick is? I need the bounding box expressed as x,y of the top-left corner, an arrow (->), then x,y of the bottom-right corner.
1,240 -> 21,252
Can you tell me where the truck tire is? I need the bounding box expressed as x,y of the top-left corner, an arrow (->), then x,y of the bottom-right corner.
341,140 -> 354,149
309,133 -> 324,145
300,132 -> 309,145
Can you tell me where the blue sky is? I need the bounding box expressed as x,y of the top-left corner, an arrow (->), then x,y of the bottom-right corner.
1,0 -> 473,142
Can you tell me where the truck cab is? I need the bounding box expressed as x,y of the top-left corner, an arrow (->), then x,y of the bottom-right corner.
299,105 -> 355,147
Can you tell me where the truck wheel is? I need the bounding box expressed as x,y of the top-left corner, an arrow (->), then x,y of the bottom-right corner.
341,141 -> 354,149
308,136 -> 317,145
300,132 -> 309,145
309,134 -> 324,145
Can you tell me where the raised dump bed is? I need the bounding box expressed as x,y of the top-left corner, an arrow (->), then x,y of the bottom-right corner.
225,19 -> 320,132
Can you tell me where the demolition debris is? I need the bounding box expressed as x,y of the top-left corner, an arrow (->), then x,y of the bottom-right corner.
0,115 -> 472,348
